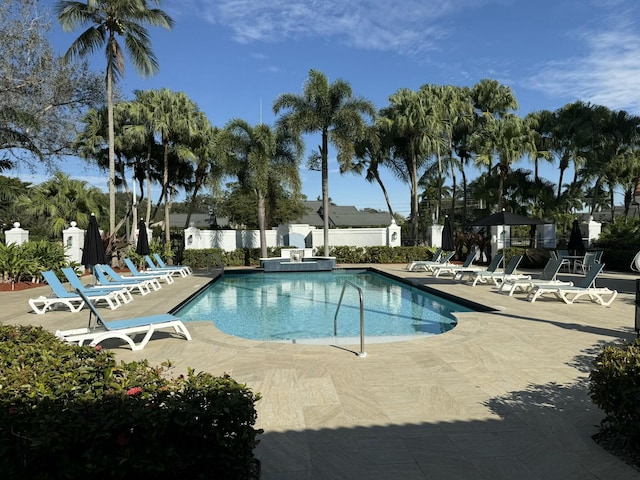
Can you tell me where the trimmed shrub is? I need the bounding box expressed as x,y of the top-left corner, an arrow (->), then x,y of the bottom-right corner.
589,340 -> 640,446
0,325 -> 262,479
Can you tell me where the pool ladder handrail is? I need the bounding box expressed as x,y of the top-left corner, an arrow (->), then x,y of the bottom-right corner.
334,281 -> 367,357
206,251 -> 225,274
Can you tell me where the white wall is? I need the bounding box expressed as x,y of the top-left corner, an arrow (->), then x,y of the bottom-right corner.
185,222 -> 401,252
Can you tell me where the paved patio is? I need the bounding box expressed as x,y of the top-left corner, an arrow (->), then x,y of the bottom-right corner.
2,265 -> 639,479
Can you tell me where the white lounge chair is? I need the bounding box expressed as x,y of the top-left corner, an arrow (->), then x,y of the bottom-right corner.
452,253 -> 504,282
28,271 -> 123,315
498,258 -> 569,296
406,248 -> 442,271
468,255 -> 525,287
527,263 -> 617,306
56,289 -> 192,351
431,252 -> 476,278
409,251 -> 456,273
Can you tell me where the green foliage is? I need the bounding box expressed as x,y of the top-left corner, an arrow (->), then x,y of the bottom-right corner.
0,240 -> 68,284
329,246 -> 366,263
328,246 -> 436,264
596,216 -> 640,251
0,325 -> 262,479
590,340 -> 640,446
182,248 -> 283,268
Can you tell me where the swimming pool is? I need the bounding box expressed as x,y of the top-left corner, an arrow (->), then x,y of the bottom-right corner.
175,270 -> 477,344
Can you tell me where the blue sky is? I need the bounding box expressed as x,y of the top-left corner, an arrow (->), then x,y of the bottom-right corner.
14,0 -> 640,218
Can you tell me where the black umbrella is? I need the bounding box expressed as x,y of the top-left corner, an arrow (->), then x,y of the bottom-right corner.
567,219 -> 585,255
136,220 -> 150,256
81,213 -> 107,279
441,215 -> 455,251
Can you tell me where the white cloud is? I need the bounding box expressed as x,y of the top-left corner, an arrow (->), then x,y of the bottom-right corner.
178,0 -> 490,55
529,14 -> 640,114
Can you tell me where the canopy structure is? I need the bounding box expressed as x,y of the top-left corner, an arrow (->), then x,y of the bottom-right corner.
469,209 -> 545,268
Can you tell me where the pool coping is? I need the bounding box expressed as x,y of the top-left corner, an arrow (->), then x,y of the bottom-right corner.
2,264 -> 639,479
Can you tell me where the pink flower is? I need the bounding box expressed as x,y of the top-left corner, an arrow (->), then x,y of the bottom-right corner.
95,345 -> 102,352
8,407 -> 18,415
126,387 -> 142,396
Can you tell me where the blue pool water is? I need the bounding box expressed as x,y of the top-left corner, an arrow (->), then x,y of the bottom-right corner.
175,270 -> 475,344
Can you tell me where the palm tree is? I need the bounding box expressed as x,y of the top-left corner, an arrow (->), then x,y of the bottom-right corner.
273,69 -> 375,256
183,119 -> 224,229
351,124 -> 396,220
56,0 -> 173,237
132,88 -> 199,244
220,119 -> 303,258
470,79 -> 519,174
378,88 -> 437,244
14,172 -> 107,238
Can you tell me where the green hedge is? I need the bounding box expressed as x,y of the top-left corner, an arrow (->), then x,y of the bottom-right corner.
589,339 -> 640,446
0,325 -> 262,479
181,245 -> 639,271
183,246 -> 441,268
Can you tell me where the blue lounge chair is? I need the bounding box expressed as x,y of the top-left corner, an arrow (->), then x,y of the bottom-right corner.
93,264 -> 159,295
124,258 -> 174,284
62,267 -> 133,304
144,255 -> 189,277
98,265 -> 162,295
153,253 -> 192,275
28,271 -> 123,315
55,289 -> 192,351
527,263 -> 617,306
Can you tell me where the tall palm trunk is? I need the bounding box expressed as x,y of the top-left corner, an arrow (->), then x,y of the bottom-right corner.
410,146 -> 419,245
106,57 -> 116,239
371,169 -> 395,220
257,191 -> 268,258
163,141 -> 170,244
321,128 -> 330,256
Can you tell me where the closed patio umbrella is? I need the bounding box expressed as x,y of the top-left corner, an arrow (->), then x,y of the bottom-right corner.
441,215 -> 455,251
568,219 -> 585,255
136,220 -> 150,256
81,213 -> 107,282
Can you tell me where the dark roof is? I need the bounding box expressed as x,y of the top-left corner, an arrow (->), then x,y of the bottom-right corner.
295,201 -> 392,227
168,202 -> 391,229
169,213 -> 229,229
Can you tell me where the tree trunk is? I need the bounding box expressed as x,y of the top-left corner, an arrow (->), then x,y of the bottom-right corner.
257,191 -> 268,258
106,62 -> 116,238
163,141 -> 171,245
321,130 -> 330,256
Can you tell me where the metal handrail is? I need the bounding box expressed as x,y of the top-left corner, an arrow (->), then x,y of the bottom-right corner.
334,281 -> 367,357
207,252 -> 225,273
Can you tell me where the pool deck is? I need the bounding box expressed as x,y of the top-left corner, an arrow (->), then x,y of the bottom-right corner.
2,264 -> 639,479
